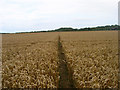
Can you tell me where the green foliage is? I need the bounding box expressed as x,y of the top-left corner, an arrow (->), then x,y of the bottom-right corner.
2,25 -> 119,34
50,25 -> 119,32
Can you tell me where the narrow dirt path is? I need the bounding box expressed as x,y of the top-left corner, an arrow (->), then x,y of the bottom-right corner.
58,36 -> 74,88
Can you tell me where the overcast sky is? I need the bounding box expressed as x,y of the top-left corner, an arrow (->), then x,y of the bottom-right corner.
0,0 -> 119,33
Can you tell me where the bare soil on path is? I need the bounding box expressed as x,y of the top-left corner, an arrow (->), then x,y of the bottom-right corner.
58,36 -> 74,88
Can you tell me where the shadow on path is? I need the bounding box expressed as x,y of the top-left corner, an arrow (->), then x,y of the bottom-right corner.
58,36 -> 75,88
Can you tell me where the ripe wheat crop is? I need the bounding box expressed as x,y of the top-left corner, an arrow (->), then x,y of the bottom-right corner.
2,32 -> 60,88
60,31 -> 118,88
2,31 -> 119,88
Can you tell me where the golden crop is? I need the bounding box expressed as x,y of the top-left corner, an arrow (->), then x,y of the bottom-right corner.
2,31 -> 119,88
2,32 -> 60,88
60,31 -> 118,88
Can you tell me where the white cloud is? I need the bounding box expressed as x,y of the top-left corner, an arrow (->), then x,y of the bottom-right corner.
0,0 -> 119,33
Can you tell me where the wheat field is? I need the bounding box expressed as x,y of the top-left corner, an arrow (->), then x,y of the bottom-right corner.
60,31 -> 118,88
2,31 -> 119,88
2,32 -> 59,88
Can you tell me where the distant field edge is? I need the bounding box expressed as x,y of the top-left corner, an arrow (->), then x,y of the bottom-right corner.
0,30 -> 119,34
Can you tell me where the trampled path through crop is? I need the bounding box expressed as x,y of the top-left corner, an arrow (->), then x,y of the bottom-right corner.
58,36 -> 74,88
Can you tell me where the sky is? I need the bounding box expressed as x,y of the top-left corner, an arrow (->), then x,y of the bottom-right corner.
0,0 -> 119,33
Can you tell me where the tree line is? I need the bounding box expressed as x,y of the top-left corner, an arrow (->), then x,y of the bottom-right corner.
1,25 -> 119,34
